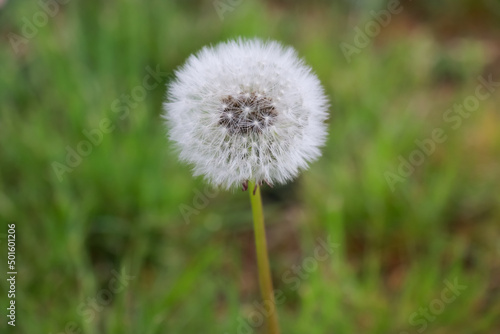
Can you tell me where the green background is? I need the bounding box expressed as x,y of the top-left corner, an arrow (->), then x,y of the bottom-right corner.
1,0 -> 499,333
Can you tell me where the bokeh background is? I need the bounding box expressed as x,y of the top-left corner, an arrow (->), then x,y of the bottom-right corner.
1,0 -> 500,333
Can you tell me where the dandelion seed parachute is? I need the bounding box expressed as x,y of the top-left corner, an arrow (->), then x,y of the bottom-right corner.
163,38 -> 329,190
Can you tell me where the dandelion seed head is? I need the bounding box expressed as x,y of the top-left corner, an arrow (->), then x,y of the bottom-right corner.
164,38 -> 329,189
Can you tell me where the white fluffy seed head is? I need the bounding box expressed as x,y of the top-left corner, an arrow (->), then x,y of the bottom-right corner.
163,38 -> 329,190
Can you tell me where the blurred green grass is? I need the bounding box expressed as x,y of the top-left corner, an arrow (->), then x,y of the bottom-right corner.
1,0 -> 500,333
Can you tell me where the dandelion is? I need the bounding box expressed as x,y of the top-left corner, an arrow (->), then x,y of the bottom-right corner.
164,38 -> 329,190
163,38 -> 329,334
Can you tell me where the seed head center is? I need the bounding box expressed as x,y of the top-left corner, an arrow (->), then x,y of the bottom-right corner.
219,92 -> 277,135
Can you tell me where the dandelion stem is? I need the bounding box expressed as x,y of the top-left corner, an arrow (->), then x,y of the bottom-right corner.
248,180 -> 281,334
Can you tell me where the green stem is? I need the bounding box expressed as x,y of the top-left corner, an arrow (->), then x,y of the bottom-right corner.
248,180 -> 281,334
